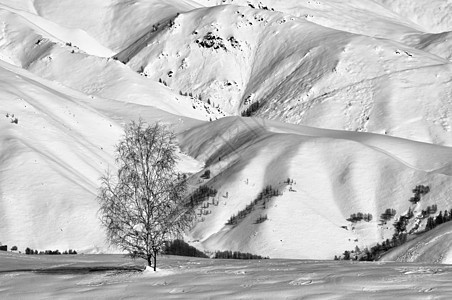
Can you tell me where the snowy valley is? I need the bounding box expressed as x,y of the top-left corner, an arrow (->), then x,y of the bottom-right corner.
1,1 -> 452,297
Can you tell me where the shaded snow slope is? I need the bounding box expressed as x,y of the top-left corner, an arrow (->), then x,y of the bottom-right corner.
403,31 -> 452,61
381,222 -> 452,264
179,117 -> 452,259
118,5 -> 452,145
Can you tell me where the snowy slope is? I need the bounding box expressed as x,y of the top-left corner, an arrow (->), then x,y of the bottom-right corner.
196,0 -> 425,39
30,0 -> 203,52
0,6 -> 222,121
403,31 -> 452,61
0,0 -> 451,262
117,5 -> 452,145
381,222 -> 452,264
0,60 -> 203,252
0,4 -> 113,58
3,254 -> 452,299
179,117 -> 452,259
374,0 -> 452,33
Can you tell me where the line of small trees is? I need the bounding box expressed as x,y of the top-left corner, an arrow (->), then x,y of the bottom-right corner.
425,209 -> 452,231
25,248 -> 77,255
214,250 -> 268,259
409,185 -> 430,204
163,239 -> 208,258
226,185 -> 280,225
421,204 -> 437,217
188,184 -> 218,208
380,208 -> 397,223
347,212 -> 373,223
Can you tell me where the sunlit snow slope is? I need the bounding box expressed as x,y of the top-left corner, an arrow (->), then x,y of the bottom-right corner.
180,117 -> 452,259
0,61 -> 202,252
117,4 -> 452,145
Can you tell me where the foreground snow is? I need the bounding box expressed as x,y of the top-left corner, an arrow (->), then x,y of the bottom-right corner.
1,253 -> 452,299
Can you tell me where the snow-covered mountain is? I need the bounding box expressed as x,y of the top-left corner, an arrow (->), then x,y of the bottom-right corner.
0,0 -> 452,260
115,4 -> 452,145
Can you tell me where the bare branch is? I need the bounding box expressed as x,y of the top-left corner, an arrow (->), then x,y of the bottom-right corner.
97,120 -> 193,269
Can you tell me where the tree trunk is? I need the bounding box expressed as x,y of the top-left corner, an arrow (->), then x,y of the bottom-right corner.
153,250 -> 157,272
147,255 -> 152,267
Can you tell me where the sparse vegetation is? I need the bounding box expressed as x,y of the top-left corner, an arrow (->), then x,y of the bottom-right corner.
188,184 -> 218,208
409,185 -> 430,204
227,36 -> 240,49
425,209 -> 452,231
5,113 -> 18,124
226,185 -> 280,225
195,32 -> 227,50
255,214 -> 268,223
380,208 -> 397,223
347,212 -> 373,223
23,247 -> 78,255
214,250 -> 268,260
163,239 -> 208,258
421,204 -> 438,218
241,101 -> 260,117
336,184 -> 447,261
200,169 -> 211,179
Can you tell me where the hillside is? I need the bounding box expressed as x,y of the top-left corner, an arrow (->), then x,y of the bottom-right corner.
0,0 -> 451,262
1,0 -> 202,52
0,60 -> 202,252
117,4 -> 452,145
380,222 -> 452,264
0,5 -> 223,121
179,117 -> 452,258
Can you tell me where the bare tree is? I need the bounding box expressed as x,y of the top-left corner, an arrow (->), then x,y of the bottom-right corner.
98,120 -> 192,271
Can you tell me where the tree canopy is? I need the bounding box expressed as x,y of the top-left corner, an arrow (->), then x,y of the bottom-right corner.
98,120 -> 193,270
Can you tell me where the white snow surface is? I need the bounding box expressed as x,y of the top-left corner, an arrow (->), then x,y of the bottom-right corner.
2,253 -> 452,299
117,4 -> 452,145
0,0 -> 451,266
179,117 -> 452,259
